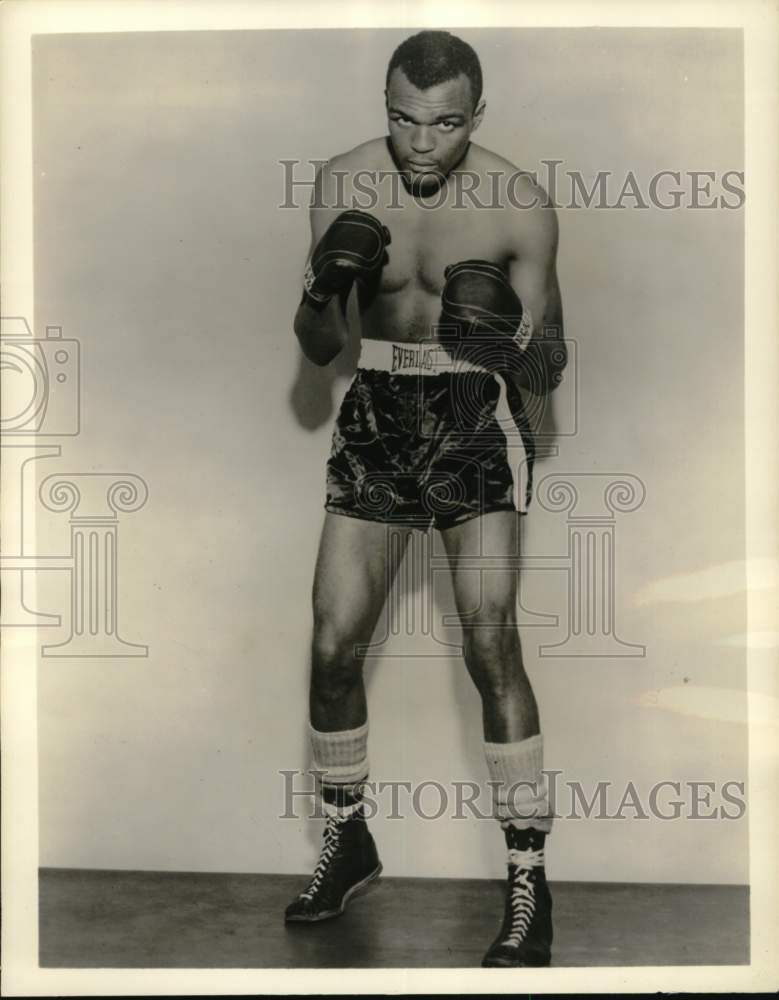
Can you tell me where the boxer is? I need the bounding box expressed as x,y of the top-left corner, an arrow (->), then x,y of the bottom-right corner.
285,29 -> 566,968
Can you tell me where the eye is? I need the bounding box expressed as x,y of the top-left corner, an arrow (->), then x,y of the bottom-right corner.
437,121 -> 457,132
391,114 -> 412,127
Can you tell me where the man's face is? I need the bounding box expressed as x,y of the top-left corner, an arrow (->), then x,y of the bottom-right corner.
386,68 -> 484,194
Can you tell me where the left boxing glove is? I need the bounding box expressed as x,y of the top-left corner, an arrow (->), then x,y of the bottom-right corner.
438,259 -> 533,364
303,209 -> 391,311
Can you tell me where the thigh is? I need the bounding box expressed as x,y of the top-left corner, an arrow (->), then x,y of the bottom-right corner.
439,510 -> 519,625
313,512 -> 411,638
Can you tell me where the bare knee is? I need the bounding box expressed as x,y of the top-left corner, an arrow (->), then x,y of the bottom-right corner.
462,612 -> 522,697
462,605 -> 517,659
311,617 -> 363,705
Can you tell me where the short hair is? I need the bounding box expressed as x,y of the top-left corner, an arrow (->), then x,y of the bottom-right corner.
385,30 -> 483,107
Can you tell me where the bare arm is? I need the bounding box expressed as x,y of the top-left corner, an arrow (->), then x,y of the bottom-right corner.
506,192 -> 567,394
293,163 -> 350,366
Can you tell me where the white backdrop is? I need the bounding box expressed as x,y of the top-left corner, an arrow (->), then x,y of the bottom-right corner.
33,27 -> 749,883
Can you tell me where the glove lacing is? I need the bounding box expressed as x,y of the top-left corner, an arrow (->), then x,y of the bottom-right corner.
504,846 -> 545,946
299,810 -> 352,901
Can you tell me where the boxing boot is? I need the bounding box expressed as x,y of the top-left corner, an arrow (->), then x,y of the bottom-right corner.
481,826 -> 553,967
284,804 -> 382,922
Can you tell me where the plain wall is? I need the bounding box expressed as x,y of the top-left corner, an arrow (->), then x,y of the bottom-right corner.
33,27 -> 748,882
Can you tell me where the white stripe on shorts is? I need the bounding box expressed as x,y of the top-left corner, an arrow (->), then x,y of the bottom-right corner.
356,338 -> 531,514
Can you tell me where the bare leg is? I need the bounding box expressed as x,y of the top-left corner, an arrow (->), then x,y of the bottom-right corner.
441,511 -> 552,967
309,513 -> 410,732
285,514 -> 407,923
440,511 -> 539,742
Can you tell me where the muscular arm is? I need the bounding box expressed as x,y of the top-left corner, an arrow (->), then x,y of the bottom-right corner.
506,195 -> 567,395
293,163 -> 350,367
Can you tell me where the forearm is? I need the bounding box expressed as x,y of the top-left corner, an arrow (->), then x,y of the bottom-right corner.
293,296 -> 349,367
510,316 -> 567,395
295,205 -> 389,366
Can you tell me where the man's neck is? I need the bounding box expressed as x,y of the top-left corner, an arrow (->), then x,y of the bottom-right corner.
384,136 -> 472,199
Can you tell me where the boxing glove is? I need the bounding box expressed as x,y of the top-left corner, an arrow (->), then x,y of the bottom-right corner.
438,259 -> 533,367
303,209 -> 391,311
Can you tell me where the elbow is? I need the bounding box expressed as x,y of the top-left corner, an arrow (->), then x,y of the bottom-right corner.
307,346 -> 340,367
293,301 -> 345,366
292,307 -> 307,347
516,338 -> 567,395
545,340 -> 568,393
535,328 -> 567,393
293,324 -> 340,368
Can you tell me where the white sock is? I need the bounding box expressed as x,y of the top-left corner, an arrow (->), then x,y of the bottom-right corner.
484,733 -> 554,833
310,720 -> 369,806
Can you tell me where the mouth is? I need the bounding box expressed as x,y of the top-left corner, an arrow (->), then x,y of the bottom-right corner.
407,160 -> 439,171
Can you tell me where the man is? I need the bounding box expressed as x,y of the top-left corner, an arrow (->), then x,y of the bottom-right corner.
286,30 -> 566,968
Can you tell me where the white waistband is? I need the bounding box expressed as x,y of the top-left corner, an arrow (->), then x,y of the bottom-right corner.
358,339 -> 489,376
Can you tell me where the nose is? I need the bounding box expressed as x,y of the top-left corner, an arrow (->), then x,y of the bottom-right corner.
410,125 -> 436,155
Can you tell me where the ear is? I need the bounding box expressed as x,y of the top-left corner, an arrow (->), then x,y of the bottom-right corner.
384,88 -> 389,110
471,98 -> 486,132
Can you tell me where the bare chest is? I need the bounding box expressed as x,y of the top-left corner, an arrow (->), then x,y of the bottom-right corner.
371,202 -> 512,296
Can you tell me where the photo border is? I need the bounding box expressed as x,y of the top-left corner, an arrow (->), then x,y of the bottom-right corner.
1,0 -> 776,994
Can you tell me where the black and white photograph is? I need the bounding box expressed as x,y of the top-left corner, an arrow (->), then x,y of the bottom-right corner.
1,0 -> 777,995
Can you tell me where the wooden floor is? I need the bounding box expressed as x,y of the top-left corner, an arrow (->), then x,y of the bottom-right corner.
39,868 -> 749,968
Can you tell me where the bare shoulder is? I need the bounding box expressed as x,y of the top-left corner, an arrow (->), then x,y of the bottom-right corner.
315,138 -> 387,190
308,138 -> 387,220
468,143 -> 559,253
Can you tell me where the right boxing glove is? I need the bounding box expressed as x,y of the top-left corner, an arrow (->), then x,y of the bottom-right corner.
303,209 -> 391,311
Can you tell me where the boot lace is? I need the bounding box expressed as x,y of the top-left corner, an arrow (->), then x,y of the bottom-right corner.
504,846 -> 545,946
300,811 -> 352,901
